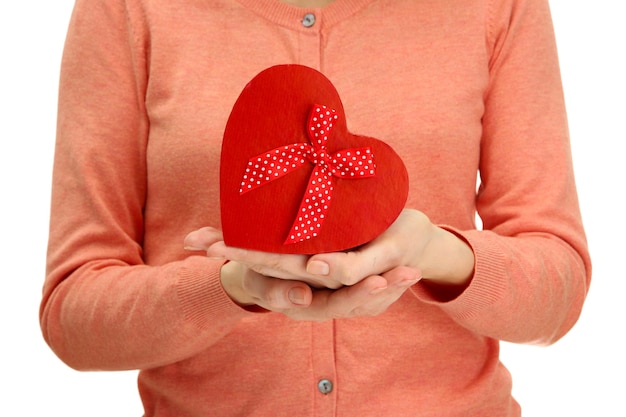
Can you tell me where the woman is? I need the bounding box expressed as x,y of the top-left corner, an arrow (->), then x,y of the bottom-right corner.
41,0 -> 591,415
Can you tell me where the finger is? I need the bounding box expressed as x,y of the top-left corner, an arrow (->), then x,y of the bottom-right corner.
311,267 -> 419,320
305,210 -> 430,286
370,266 -> 421,310
336,267 -> 419,317
301,275 -> 389,321
205,241 -> 326,284
381,266 -> 422,287
185,227 -> 310,280
184,227 -> 223,251
242,271 -> 313,309
306,239 -> 401,286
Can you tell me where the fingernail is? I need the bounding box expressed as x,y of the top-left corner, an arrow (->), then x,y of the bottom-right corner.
307,260 -> 330,276
289,287 -> 308,306
184,245 -> 203,251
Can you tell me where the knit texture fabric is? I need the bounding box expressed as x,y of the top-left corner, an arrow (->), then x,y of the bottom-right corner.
41,0 -> 591,415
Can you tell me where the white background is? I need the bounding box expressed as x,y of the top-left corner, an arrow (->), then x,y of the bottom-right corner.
1,1 -> 624,416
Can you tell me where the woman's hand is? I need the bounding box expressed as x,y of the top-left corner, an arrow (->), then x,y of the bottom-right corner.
184,227 -> 421,320
184,208 -> 475,315
184,227 -> 341,289
305,209 -> 475,291
186,209 -> 474,289
218,260 -> 421,321
185,209 -> 474,291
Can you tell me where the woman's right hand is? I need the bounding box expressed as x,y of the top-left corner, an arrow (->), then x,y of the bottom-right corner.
219,259 -> 420,321
184,227 -> 341,289
184,226 -> 421,321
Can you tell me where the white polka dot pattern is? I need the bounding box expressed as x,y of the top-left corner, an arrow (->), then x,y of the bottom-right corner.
239,104 -> 376,245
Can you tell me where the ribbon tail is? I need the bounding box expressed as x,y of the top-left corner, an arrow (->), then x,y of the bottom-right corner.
284,165 -> 334,244
239,144 -> 311,195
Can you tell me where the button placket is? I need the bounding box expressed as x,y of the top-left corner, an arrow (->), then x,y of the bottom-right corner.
311,321 -> 336,413
297,10 -> 322,70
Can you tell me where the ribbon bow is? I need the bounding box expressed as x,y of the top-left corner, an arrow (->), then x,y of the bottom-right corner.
239,104 -> 376,244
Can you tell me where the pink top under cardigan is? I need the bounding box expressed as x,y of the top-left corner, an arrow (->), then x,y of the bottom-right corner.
41,0 -> 591,415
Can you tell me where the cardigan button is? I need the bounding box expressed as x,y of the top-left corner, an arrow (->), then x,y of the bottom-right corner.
317,378 -> 333,394
302,13 -> 316,28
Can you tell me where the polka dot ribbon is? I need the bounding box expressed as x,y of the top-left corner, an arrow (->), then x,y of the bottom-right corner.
239,104 -> 376,244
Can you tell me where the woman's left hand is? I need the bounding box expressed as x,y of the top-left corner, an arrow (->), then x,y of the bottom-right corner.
305,209 -> 475,290
184,209 -> 475,291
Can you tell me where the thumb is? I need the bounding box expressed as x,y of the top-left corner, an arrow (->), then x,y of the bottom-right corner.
183,227 -> 223,251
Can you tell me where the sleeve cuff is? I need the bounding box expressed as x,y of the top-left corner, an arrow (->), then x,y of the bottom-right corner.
176,256 -> 262,330
410,227 -> 508,320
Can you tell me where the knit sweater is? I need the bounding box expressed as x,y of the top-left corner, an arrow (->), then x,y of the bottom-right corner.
41,0 -> 591,416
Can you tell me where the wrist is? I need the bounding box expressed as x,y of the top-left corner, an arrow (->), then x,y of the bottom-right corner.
420,226 -> 475,288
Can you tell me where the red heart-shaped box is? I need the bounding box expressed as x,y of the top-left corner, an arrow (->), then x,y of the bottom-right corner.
220,65 -> 408,254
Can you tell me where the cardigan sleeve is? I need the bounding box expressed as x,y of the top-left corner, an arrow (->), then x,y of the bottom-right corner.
40,0 -> 254,371
411,0 -> 591,345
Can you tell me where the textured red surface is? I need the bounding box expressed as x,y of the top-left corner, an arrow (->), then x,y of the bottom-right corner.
220,65 -> 408,254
